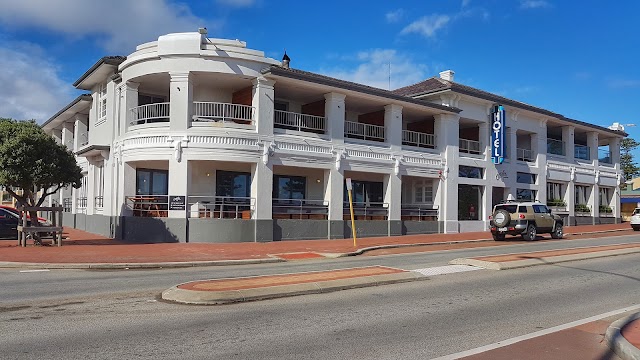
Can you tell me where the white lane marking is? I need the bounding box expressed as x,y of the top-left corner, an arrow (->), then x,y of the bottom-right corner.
412,265 -> 482,277
431,303 -> 640,360
19,269 -> 50,273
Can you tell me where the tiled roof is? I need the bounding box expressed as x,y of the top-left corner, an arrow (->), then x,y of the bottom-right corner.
393,77 -> 627,136
73,56 -> 127,88
261,66 -> 461,114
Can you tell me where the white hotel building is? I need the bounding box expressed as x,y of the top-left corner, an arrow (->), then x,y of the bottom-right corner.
42,31 -> 625,243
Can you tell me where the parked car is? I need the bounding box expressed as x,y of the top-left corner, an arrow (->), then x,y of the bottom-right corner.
489,201 -> 564,241
0,206 -> 51,239
630,208 -> 640,231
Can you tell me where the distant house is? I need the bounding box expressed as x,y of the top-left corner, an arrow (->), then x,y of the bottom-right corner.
621,177 -> 640,220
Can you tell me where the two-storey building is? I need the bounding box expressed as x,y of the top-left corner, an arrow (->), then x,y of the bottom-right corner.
42,30 -> 625,243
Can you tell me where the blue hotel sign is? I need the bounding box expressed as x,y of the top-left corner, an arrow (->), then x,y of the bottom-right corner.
491,105 -> 506,164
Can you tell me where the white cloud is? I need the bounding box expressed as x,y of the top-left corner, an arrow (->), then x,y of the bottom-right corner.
401,14 -> 451,38
520,0 -> 551,9
0,43 -> 74,123
319,49 -> 428,90
386,9 -> 404,23
0,0 -> 209,53
607,78 -> 640,89
217,0 -> 255,7
462,0 -> 472,7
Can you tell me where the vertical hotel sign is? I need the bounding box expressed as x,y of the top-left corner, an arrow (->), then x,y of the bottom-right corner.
491,105 -> 506,164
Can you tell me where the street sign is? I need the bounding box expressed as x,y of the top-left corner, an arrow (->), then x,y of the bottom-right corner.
346,178 -> 352,191
169,195 -> 186,211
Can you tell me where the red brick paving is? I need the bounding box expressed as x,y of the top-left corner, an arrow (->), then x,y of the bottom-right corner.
622,318 -> 640,349
473,243 -> 640,263
177,266 -> 405,291
270,252 -> 326,260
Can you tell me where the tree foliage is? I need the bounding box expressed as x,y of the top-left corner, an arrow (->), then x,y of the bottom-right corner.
0,118 -> 82,208
621,138 -> 640,185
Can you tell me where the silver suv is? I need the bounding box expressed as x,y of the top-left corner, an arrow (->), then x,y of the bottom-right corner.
490,201 -> 564,241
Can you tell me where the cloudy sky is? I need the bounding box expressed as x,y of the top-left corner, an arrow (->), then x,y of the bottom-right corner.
0,0 -> 638,140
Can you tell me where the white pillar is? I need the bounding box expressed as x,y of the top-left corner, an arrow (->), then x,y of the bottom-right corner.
508,127 -> 517,162
85,161 -> 96,215
479,122 -> 489,159
385,104 -> 403,150
324,168 -> 343,221
533,130 -> 547,202
562,126 -> 575,159
120,162 -> 136,216
122,81 -> 139,134
587,131 -> 599,166
566,179 -> 575,224
51,129 -> 62,145
434,113 -> 460,233
251,161 -> 273,219
610,137 -> 621,171
325,92 -> 346,143
591,183 -> 599,222
169,72 -> 193,132
74,115 -> 88,150
61,122 -> 74,152
168,158 -> 191,218
102,153 -> 114,217
384,173 -> 402,221
252,77 -> 275,136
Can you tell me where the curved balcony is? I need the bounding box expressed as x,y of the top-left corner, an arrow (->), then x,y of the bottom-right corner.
192,102 -> 254,125
129,103 -> 170,126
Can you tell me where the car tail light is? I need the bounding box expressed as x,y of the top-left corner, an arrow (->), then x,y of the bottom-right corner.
488,215 -> 493,220
519,213 -> 526,219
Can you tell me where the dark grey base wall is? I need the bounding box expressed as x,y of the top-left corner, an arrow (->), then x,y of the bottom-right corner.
62,215 -> 443,243
569,216 -> 595,226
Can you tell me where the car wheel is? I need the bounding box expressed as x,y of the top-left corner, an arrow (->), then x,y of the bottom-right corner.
492,233 -> 506,241
551,223 -> 563,239
492,209 -> 510,228
522,224 -> 537,241
633,226 -> 640,231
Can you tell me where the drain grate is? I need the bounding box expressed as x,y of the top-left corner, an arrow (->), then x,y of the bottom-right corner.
412,265 -> 482,277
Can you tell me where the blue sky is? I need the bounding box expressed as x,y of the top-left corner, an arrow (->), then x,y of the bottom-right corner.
0,0 -> 638,140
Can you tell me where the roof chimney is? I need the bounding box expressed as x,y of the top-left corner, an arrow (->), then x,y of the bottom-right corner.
282,51 -> 290,69
439,70 -> 455,82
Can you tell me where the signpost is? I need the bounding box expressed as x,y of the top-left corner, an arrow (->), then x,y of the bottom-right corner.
346,178 -> 357,247
169,195 -> 186,211
491,105 -> 506,164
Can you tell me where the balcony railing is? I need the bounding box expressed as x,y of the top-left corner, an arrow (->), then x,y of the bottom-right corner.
344,121 -> 385,142
95,196 -> 104,209
517,148 -> 534,162
547,138 -> 565,156
274,110 -> 325,133
402,130 -> 436,148
188,196 -> 254,219
79,134 -> 89,147
459,138 -> 481,154
129,103 -> 170,126
63,198 -> 72,212
76,197 -> 87,209
401,204 -> 439,221
575,144 -> 591,160
598,149 -> 612,164
272,199 -> 328,220
125,195 -> 169,217
192,102 -> 254,124
343,202 -> 389,220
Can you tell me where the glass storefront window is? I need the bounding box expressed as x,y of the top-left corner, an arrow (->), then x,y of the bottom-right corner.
458,184 -> 481,220
273,175 -> 306,202
136,169 -> 168,195
216,171 -> 251,198
345,180 -> 384,206
516,188 -> 536,201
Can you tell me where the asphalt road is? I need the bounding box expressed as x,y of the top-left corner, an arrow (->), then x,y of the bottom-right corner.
0,234 -> 639,359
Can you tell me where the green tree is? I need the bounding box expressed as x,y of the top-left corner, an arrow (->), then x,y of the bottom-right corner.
621,138 -> 640,186
0,119 -> 82,234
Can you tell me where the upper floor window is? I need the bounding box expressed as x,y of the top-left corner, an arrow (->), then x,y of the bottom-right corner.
517,172 -> 536,184
98,82 -> 107,120
459,166 -> 484,179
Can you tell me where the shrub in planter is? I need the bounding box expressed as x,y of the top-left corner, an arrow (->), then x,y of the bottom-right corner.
574,204 -> 591,213
599,205 -> 613,213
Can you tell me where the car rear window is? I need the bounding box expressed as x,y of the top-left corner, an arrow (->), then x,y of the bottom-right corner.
634,209 -> 640,215
495,205 -> 518,213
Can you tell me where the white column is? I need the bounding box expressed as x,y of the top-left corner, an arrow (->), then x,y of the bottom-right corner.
85,161 -> 96,215
251,161 -> 273,220
324,92 -> 346,143
61,122 -> 74,152
434,113 -> 460,233
384,173 -> 402,221
168,158 -> 191,218
122,81 -> 139,134
591,183 -> 599,222
533,130 -> 547,202
252,77 -> 275,136
610,137 -> 621,171
566,179 -> 575,224
479,122 -> 489,159
508,127 -> 517,162
51,129 -> 62,145
562,126 -> 575,159
169,72 -> 193,132
587,131 -> 599,166
120,162 -> 136,216
385,104 -> 403,151
102,153 -> 114,216
74,115 -> 88,150
324,168 -> 343,221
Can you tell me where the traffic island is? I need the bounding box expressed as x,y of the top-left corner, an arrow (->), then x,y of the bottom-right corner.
449,243 -> 640,270
606,312 -> 640,360
162,266 -> 425,305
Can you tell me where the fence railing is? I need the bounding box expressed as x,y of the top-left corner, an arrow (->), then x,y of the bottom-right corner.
344,121 -> 385,142
192,102 -> 254,124
272,199 -> 328,220
459,138 -> 481,154
402,130 -> 436,148
188,196 -> 254,219
401,204 -> 439,221
517,148 -> 534,162
125,195 -> 169,217
547,138 -> 565,156
129,103 -> 170,126
575,144 -> 591,160
343,202 -> 389,220
598,149 -> 612,164
274,110 -> 325,133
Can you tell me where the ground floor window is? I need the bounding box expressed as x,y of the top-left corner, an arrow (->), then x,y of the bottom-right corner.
516,188 -> 536,201
216,171 -> 251,198
413,179 -> 433,203
458,184 -> 482,220
599,187 -> 612,212
273,175 -> 306,203
136,169 -> 168,195
346,180 -> 384,205
575,185 -> 590,205
547,182 -> 563,202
